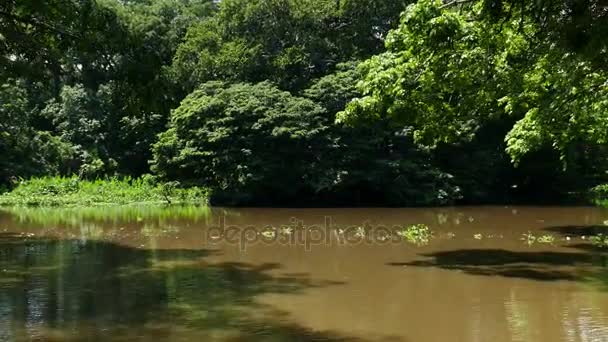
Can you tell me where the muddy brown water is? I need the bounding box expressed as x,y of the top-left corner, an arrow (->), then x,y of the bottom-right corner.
1,206 -> 608,341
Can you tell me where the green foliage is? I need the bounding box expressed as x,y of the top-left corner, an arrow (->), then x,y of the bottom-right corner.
0,80 -> 76,184
2,0 -> 607,206
0,176 -> 208,207
304,63 -> 461,205
153,79 -> 459,205
339,0 -> 512,145
396,224 -> 432,245
590,234 -> 608,248
591,184 -> 608,207
1,0 -> 215,182
152,81 -> 332,204
41,84 -> 117,177
339,0 -> 608,167
170,0 -> 409,92
521,232 -> 556,246
303,62 -> 363,114
3,205 -> 212,227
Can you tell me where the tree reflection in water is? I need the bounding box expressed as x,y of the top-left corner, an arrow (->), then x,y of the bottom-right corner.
0,233 -> 349,341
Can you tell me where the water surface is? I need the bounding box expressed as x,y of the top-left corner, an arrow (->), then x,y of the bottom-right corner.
1,206 -> 608,341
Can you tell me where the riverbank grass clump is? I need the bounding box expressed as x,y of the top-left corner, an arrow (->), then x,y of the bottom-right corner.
0,176 -> 208,207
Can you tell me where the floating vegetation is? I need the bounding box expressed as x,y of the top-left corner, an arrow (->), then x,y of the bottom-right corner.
396,224 -> 431,245
279,226 -> 294,235
521,232 -> 556,246
521,232 -> 535,245
354,226 -> 366,238
537,235 -> 555,244
260,230 -> 276,239
590,234 -> 608,248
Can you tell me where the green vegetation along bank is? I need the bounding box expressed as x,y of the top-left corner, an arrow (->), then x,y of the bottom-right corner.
0,177 -> 208,207
2,0 -> 608,206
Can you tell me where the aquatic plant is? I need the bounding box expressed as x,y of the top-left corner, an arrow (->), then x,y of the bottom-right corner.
354,226 -> 366,238
260,230 -> 276,239
521,232 -> 536,245
536,235 -> 556,244
396,224 -> 431,245
280,226 -> 294,235
590,234 -> 608,248
521,232 -> 556,246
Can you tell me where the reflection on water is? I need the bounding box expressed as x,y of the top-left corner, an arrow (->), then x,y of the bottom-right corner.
1,206 -> 608,341
3,205 -> 213,226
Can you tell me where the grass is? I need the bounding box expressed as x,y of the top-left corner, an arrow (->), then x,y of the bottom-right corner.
0,176 -> 209,207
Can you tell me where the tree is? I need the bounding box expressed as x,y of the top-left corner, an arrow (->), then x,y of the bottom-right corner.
151,81 -> 334,204
0,80 -> 74,186
305,62 -> 460,205
339,0 -> 608,166
170,0 -> 410,92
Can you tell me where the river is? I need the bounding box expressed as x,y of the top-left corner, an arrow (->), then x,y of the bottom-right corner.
1,206 -> 608,341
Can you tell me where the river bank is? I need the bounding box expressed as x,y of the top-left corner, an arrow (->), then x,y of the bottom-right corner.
2,176 -> 607,208
0,176 -> 208,207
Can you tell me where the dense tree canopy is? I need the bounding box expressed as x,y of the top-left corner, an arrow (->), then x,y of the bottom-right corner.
170,0 -> 409,92
1,0 -> 216,178
151,82 -> 330,202
1,0 -> 607,205
339,0 -> 608,165
152,78 -> 459,205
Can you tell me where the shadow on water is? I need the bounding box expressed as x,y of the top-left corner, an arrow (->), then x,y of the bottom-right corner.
543,225 -> 608,238
388,249 -> 608,282
0,233 -> 352,341
542,225 -> 608,253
